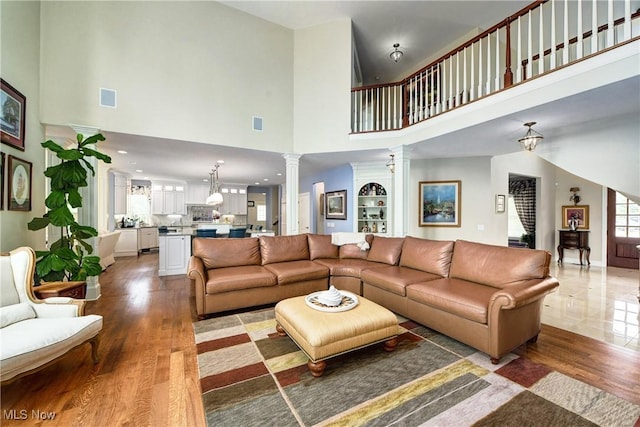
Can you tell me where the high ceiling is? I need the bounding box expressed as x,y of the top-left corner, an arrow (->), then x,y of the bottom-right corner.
57,1 -> 637,187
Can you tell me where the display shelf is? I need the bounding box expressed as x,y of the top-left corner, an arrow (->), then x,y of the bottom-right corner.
357,182 -> 388,233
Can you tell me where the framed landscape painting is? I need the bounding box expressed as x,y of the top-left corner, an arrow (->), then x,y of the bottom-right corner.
1,79 -> 26,151
419,180 -> 461,227
325,190 -> 347,220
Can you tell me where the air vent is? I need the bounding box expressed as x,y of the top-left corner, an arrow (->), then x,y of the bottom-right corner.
252,116 -> 263,132
100,88 -> 117,108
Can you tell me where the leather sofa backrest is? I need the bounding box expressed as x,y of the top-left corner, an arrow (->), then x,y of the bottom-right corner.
193,237 -> 261,269
400,236 -> 455,277
339,234 -> 374,259
367,236 -> 405,265
260,235 -> 310,265
308,234 -> 339,260
449,240 -> 551,288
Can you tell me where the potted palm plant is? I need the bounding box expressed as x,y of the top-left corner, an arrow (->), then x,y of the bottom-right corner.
28,133 -> 112,287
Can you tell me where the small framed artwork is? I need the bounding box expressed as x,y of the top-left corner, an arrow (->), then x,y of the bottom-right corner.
7,155 -> 32,211
1,79 -> 26,151
247,201 -> 255,207
562,205 -> 589,229
495,194 -> 506,213
419,180 -> 461,227
325,190 -> 347,220
0,152 -> 4,210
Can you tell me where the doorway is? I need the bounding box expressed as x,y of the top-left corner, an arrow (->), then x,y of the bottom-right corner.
508,174 -> 537,249
607,188 -> 640,269
298,192 -> 310,235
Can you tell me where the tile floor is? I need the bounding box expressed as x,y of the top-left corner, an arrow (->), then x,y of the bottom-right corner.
542,262 -> 640,351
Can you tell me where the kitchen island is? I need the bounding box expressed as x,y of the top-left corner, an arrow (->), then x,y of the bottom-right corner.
158,231 -> 192,276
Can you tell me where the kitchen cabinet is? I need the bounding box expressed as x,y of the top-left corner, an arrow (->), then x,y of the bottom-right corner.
152,183 -> 186,215
186,182 -> 209,205
113,173 -> 129,215
158,234 -> 191,276
114,229 -> 138,257
219,186 -> 248,215
138,227 -> 159,252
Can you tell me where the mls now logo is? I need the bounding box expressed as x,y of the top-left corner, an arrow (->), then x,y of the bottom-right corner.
3,409 -> 56,420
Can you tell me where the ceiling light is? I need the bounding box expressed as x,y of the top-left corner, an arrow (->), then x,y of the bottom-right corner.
386,154 -> 395,173
135,169 -> 143,173
117,150 -> 127,154
263,178 -> 269,182
390,43 -> 403,63
217,160 -> 225,164
276,173 -> 282,176
518,122 -> 543,151
205,164 -> 224,206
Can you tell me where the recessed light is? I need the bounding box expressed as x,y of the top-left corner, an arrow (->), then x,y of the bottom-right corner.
263,178 -> 269,182
135,169 -> 143,173
276,173 -> 282,176
217,160 -> 225,164
255,182 -> 260,185
117,150 -> 127,154
203,178 -> 208,182
143,177 -> 149,180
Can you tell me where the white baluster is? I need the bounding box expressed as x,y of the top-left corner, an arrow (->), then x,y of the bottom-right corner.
449,56 -> 454,109
563,0 -> 569,64
607,0 -> 614,47
551,0 -> 557,69
539,5 -> 544,75
455,52 -> 460,106
463,46 -> 468,104
470,43 -> 475,100
528,11 -> 533,79
478,38 -> 484,97
495,29 -> 500,91
441,58 -> 448,111
623,0 -> 631,40
577,0 -> 583,59
516,16 -> 522,82
591,0 -> 598,54
486,34 -> 492,96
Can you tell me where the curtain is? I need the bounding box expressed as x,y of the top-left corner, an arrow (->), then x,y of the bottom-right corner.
509,178 -> 536,237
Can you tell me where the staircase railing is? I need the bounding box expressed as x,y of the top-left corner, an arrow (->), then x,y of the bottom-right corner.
351,0 -> 639,134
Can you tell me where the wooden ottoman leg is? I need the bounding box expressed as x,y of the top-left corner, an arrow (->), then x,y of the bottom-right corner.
308,360 -> 326,377
275,323 -> 287,337
384,337 -> 398,352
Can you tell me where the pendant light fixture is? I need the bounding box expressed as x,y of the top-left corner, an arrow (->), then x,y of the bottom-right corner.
390,43 -> 403,63
518,122 -> 544,151
205,164 -> 223,206
386,154 -> 396,173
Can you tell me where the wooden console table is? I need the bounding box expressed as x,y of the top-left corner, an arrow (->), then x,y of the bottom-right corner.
34,281 -> 87,299
557,230 -> 590,266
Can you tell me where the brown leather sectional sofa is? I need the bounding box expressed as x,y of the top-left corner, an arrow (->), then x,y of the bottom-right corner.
188,233 -> 559,363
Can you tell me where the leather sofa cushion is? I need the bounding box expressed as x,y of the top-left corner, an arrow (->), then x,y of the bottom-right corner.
264,260 -> 329,285
399,236 -> 454,277
367,236 -> 405,265
314,258 -> 384,278
308,234 -> 338,260
260,235 -> 310,265
450,240 -> 551,288
407,278 -> 496,324
193,237 -> 261,269
339,244 -> 368,259
362,265 -> 442,296
205,265 -> 277,294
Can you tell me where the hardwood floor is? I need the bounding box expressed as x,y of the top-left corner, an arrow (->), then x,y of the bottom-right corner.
1,253 -> 638,426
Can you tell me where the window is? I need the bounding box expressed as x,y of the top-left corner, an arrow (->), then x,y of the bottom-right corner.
615,192 -> 640,238
257,204 -> 266,221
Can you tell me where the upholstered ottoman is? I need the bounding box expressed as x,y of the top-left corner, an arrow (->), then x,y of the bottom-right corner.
275,295 -> 398,377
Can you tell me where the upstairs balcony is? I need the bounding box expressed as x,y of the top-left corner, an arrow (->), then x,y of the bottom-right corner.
351,0 -> 640,134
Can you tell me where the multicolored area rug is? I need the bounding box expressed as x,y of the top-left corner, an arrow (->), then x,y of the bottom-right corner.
193,307 -> 640,427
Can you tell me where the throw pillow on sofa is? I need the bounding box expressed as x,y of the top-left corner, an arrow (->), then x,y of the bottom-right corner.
1,303 -> 36,328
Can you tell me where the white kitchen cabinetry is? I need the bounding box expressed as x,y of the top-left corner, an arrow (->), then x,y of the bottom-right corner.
219,186 -> 248,215
158,234 -> 191,276
114,229 -> 138,257
152,183 -> 186,215
113,173 -> 129,215
138,227 -> 159,252
186,183 -> 209,205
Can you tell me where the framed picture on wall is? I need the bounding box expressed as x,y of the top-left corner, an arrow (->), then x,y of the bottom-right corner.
562,205 -> 589,229
1,79 -> 26,151
419,180 -> 461,227
325,190 -> 347,220
0,152 -> 4,210
7,155 -> 32,211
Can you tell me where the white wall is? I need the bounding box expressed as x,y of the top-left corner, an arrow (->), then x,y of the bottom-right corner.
40,1 -> 294,153
293,19 -> 353,154
0,1 -> 46,252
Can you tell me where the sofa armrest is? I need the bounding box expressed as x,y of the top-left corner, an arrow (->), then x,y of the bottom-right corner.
489,277 -> 559,310
31,299 -> 84,317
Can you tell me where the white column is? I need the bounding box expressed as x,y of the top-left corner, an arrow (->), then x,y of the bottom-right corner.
391,145 -> 411,237
283,153 -> 301,236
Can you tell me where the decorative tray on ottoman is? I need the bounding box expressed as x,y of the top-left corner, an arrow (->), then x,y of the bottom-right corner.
305,290 -> 359,312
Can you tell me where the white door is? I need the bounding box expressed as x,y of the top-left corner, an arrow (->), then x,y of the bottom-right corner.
298,192 -> 311,234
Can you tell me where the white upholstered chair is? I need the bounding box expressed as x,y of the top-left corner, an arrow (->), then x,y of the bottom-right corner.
0,247 -> 103,384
